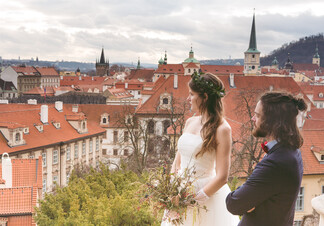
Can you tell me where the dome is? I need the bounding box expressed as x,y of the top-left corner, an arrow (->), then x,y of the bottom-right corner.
184,57 -> 199,63
158,57 -> 164,65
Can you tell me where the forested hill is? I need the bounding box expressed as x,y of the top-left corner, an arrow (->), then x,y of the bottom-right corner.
261,34 -> 324,67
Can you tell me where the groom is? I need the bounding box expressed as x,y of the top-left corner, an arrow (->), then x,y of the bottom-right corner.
226,92 -> 306,226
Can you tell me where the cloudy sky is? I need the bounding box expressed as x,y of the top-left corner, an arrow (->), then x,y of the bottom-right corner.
1,0 -> 324,64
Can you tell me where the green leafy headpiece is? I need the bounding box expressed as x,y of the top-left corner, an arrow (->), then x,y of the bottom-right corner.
191,72 -> 225,98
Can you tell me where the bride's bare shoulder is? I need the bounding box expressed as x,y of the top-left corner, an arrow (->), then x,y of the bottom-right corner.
184,116 -> 200,131
217,119 -> 232,135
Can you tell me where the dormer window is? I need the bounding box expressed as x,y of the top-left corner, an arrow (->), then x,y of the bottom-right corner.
319,93 -> 323,98
160,93 -> 171,110
82,122 -> 86,130
100,113 -> 110,126
34,123 -> 43,132
52,121 -> 61,129
321,155 -> 324,161
24,127 -> 29,134
15,133 -> 20,142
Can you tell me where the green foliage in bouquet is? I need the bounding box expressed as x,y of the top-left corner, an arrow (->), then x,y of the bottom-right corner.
145,163 -> 207,225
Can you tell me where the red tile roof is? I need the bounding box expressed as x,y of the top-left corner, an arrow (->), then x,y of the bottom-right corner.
71,104 -> 136,128
184,62 -> 200,68
0,157 -> 42,188
107,88 -> 133,99
293,63 -> 319,71
12,66 -> 39,76
35,67 -> 59,76
200,65 -> 244,75
155,64 -> 184,74
301,130 -> 324,175
128,69 -> 155,81
0,122 -> 26,129
0,187 -> 34,214
23,87 -> 55,96
60,76 -> 106,87
0,104 -> 105,155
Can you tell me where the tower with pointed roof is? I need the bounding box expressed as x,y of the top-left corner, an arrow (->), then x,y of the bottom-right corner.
163,51 -> 167,65
182,46 -> 200,76
284,53 -> 293,72
312,44 -> 320,66
96,47 -> 110,76
137,57 -> 141,69
271,57 -> 279,69
244,12 -> 261,76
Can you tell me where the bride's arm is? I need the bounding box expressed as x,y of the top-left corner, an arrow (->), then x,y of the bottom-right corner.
171,151 -> 181,174
202,123 -> 232,196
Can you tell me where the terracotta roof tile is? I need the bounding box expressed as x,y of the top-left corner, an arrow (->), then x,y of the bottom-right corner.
0,156 -> 42,188
128,69 -> 155,81
60,76 -> 106,87
155,64 -> 184,74
200,65 -> 244,75
184,62 -> 200,68
35,67 -> 59,76
12,66 -> 38,76
0,122 -> 26,129
0,104 -> 105,155
293,63 -> 319,71
0,187 -> 34,214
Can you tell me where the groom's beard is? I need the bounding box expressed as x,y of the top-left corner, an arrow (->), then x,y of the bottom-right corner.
252,124 -> 267,138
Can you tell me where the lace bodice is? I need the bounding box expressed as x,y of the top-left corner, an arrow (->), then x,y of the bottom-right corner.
178,133 -> 216,179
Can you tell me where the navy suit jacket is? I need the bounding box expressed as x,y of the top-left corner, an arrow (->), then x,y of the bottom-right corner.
226,143 -> 303,226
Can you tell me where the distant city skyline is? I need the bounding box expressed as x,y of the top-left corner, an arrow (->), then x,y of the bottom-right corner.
1,0 -> 324,64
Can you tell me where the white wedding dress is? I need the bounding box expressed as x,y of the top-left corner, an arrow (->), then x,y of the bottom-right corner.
161,133 -> 239,226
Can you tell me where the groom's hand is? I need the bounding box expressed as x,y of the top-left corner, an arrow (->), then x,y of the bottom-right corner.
247,207 -> 255,213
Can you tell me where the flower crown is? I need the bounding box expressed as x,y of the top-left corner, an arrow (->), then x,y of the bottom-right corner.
191,72 -> 225,98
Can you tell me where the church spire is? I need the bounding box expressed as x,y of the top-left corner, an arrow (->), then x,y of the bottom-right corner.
100,47 -> 105,64
246,10 -> 259,53
137,57 -> 141,69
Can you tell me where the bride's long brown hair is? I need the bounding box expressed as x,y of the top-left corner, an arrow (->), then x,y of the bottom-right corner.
189,72 -> 225,157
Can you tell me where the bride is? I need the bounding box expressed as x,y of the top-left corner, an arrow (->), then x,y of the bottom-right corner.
161,72 -> 239,225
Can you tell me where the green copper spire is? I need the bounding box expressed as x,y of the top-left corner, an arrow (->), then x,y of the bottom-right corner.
314,44 -> 320,59
246,12 -> 260,53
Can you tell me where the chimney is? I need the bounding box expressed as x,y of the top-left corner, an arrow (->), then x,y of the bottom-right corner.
41,105 -> 48,124
28,99 -> 37,105
125,83 -> 128,89
229,73 -> 235,88
55,101 -> 63,112
2,153 -> 12,188
72,104 -> 78,113
174,73 -> 178,89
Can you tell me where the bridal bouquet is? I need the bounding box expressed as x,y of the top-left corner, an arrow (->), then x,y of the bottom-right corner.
145,163 -> 207,225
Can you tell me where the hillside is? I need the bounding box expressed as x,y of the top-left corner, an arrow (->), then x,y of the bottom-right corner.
261,33 -> 324,67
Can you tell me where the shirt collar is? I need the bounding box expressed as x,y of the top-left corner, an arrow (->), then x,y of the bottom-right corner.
266,140 -> 278,151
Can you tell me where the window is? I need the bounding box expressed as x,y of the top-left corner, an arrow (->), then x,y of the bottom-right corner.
252,65 -> 255,70
89,140 -> 93,153
252,54 -> 255,58
163,98 -> 168,104
295,187 -> 304,211
66,145 -> 71,161
113,131 -> 118,143
42,179 -> 46,193
15,133 -> 20,142
113,149 -> 118,155
188,69 -> 191,73
148,120 -> 155,134
102,118 -> 107,124
96,139 -> 99,151
74,143 -> 79,159
124,149 -> 128,156
82,142 -> 86,155
163,120 -> 171,135
42,152 -> 47,167
321,155 -> 324,160
53,176 -> 58,185
322,185 -> 324,194
66,173 -> 70,184
124,131 -> 129,142
53,150 -> 58,164
82,122 -> 86,130
102,149 -> 107,155
294,220 -> 302,226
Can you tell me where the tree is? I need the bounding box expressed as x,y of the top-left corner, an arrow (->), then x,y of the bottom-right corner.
34,164 -> 159,225
230,88 -> 267,177
114,105 -> 162,174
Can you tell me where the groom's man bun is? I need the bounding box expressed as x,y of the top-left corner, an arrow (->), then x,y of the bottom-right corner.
259,91 -> 307,149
